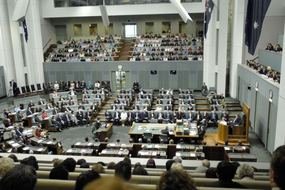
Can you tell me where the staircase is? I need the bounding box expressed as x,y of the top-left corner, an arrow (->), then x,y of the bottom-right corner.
118,39 -> 134,61
96,96 -> 117,122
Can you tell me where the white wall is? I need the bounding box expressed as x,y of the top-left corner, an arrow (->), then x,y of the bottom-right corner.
245,16 -> 285,60
0,0 -> 16,94
41,18 -> 56,51
50,14 -> 203,39
274,22 -> 285,149
41,0 -> 205,18
7,0 -> 45,87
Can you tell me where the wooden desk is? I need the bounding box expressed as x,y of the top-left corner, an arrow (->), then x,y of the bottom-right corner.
100,149 -> 129,157
95,124 -> 113,142
65,148 -> 94,156
228,153 -> 257,162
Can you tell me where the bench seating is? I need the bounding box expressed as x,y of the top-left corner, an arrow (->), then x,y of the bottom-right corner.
36,167 -> 269,180
36,171 -> 271,189
35,178 -> 272,190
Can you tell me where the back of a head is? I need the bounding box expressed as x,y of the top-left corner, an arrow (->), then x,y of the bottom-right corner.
158,169 -> 197,190
202,159 -> 210,168
52,158 -> 63,168
166,160 -> 175,171
77,159 -> 87,166
62,157 -> 76,172
107,162 -> 116,170
0,164 -> 37,190
173,156 -> 182,163
75,170 -> 101,190
271,145 -> 285,190
146,158 -> 156,168
84,176 -> 137,190
92,163 -> 105,173
8,154 -> 18,162
20,156 -> 39,170
205,167 -> 217,178
49,165 -> 69,180
115,161 -> 132,181
217,161 -> 236,182
170,162 -> 184,171
132,165 -> 148,176
0,157 -> 14,177
236,164 -> 254,179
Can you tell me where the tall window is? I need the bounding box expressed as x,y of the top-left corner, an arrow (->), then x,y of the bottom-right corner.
162,22 -> 171,33
89,24 -> 97,36
145,22 -> 154,34
20,33 -> 27,67
125,24 -> 137,38
73,24 -> 82,36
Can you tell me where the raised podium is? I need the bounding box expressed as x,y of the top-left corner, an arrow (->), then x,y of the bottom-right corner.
217,121 -> 228,144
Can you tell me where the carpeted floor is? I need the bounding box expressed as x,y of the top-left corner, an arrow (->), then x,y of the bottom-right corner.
49,125 -> 272,162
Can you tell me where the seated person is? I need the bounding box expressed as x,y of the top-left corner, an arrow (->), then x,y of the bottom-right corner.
265,43 -> 274,51
216,161 -> 245,188
275,44 -> 283,52
120,111 -> 128,126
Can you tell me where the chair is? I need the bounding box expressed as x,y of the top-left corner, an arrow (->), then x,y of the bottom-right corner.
21,86 -> 26,94
143,132 -> 153,143
31,84 -> 36,92
159,134 -> 168,144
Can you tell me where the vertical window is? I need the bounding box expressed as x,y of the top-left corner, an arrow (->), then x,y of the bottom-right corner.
73,24 -> 82,36
162,22 -> 171,33
89,24 -> 97,36
145,22 -> 154,34
24,73 -> 29,86
125,24 -> 137,38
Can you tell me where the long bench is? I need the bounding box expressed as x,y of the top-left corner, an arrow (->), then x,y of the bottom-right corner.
35,177 -> 273,190
36,166 -> 269,180
35,171 -> 271,189
0,153 -> 270,172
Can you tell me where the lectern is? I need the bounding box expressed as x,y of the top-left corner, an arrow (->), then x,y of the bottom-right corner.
217,121 -> 228,144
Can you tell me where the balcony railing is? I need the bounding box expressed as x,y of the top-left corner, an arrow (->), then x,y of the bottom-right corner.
54,0 -> 201,7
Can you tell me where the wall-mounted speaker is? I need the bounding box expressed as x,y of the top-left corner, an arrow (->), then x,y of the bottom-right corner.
170,70 -> 177,75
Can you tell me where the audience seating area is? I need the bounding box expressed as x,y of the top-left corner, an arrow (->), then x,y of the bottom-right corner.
245,60 -> 280,83
45,35 -> 122,62
129,34 -> 203,61
0,153 -> 274,190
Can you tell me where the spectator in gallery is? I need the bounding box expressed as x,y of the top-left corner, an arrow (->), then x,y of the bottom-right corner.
132,163 -> 148,175
0,157 -> 14,178
20,156 -> 39,170
216,161 -> 245,188
49,165 -> 69,180
236,164 -> 254,180
146,157 -> 156,168
84,176 -> 136,190
0,165 -> 37,190
205,167 -> 217,178
265,43 -> 274,51
275,44 -> 283,52
92,163 -> 105,173
165,160 -> 175,171
158,169 -> 197,190
270,145 -> 285,190
115,160 -> 132,181
75,170 -> 101,190
61,157 -> 76,172
194,159 -> 210,173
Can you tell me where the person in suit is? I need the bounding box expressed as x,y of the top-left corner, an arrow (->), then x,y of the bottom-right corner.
26,107 -> 33,116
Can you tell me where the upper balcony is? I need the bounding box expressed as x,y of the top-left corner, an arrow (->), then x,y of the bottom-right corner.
41,0 -> 204,18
